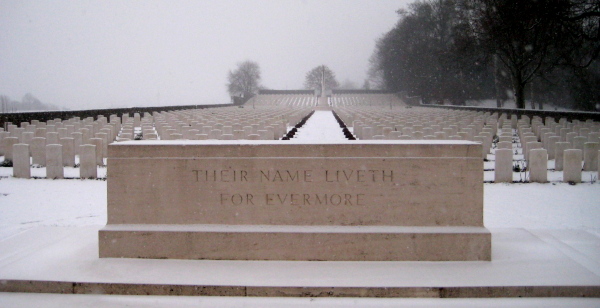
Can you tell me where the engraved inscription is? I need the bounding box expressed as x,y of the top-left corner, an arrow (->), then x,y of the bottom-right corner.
194,168 -> 394,207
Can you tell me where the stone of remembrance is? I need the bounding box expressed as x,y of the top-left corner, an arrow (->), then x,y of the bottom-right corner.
99,140 -> 491,261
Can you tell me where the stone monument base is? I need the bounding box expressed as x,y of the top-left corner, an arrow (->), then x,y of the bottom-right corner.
99,224 -> 491,261
100,140 -> 490,262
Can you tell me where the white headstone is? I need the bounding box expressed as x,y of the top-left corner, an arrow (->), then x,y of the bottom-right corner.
12,144 -> 30,179
3,137 -> 19,161
79,145 -> 97,179
46,144 -> 64,179
31,137 -> 46,166
554,142 -> 571,171
494,149 -> 513,183
90,138 -> 104,166
529,149 -> 547,183
59,137 -> 75,167
563,149 -> 582,183
583,142 -> 599,171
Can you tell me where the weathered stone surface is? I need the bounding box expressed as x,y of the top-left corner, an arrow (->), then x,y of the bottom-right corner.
100,140 -> 489,261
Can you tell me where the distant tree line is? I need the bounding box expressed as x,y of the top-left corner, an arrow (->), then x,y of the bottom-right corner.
369,0 -> 600,110
0,93 -> 62,113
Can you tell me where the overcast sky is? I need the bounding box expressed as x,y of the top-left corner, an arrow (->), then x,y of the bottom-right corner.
0,0 -> 409,110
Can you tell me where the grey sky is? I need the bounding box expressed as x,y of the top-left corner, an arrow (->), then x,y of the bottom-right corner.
0,0 -> 409,110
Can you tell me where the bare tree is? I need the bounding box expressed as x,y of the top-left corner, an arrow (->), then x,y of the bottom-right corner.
304,65 -> 339,94
465,0 -> 600,109
227,60 -> 261,97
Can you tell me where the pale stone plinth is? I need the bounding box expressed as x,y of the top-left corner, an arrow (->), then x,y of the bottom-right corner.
12,144 -> 30,179
80,145 -> 97,179
100,141 -> 490,261
554,142 -> 571,171
46,144 -> 63,179
529,149 -> 547,183
563,149 -> 582,183
494,149 -> 513,183
583,142 -> 599,171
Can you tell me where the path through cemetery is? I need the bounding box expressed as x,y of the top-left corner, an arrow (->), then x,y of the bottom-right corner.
293,111 -> 347,141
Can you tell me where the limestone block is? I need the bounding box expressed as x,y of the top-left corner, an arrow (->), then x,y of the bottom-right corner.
563,149 -> 582,183
13,144 -> 30,179
100,141 -> 489,261
46,144 -> 63,179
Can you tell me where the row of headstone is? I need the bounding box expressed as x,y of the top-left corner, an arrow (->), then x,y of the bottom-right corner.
508,115 -> 600,183
112,106 -> 313,141
330,94 -> 404,107
1,113 -> 131,179
334,106 -> 600,183
11,143 -> 98,179
250,95 -> 318,107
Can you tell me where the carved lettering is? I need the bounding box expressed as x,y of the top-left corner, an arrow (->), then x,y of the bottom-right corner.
220,193 -> 255,205
193,170 -> 248,182
262,193 -> 365,206
260,170 -> 313,182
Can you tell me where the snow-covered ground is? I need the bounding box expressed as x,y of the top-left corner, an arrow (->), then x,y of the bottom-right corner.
292,111 -> 348,141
